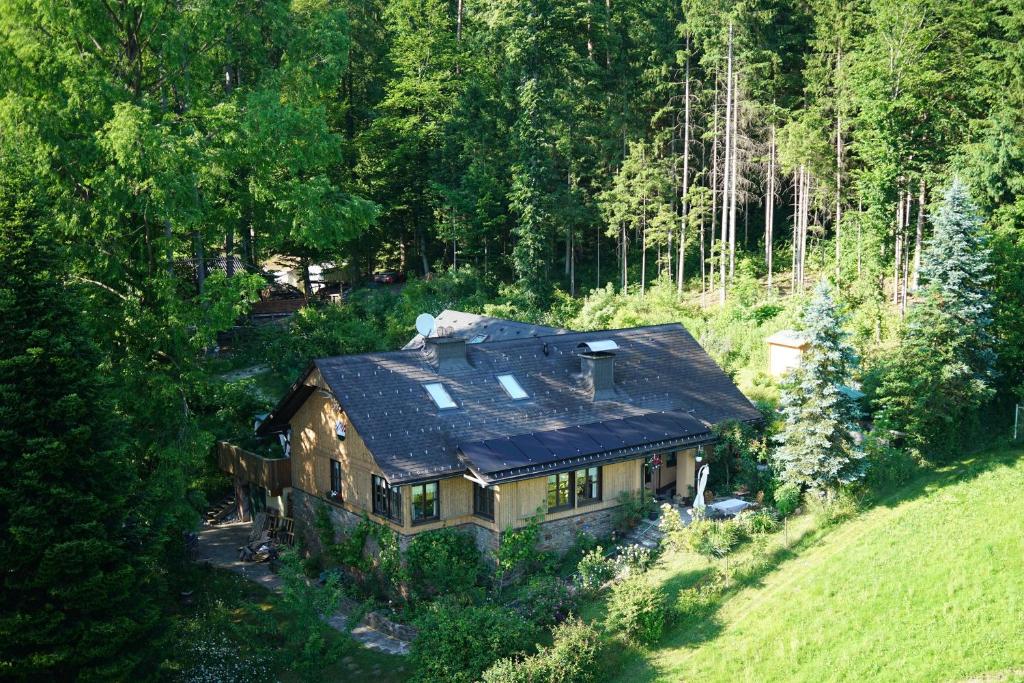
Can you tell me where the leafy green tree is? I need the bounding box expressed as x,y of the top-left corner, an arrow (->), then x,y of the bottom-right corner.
0,186 -> 159,679
774,281 -> 863,490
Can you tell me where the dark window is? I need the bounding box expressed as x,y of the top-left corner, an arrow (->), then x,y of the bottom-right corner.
411,481 -> 439,523
329,460 -> 342,500
667,453 -> 677,468
575,466 -> 602,504
473,483 -> 495,519
372,475 -> 402,523
547,472 -> 572,511
644,462 -> 653,483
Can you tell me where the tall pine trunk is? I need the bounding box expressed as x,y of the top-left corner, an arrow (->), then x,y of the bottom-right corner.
765,124 -> 775,292
719,25 -> 734,305
677,36 -> 691,296
912,178 -> 925,291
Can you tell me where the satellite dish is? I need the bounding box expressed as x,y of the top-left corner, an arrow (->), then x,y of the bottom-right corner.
415,313 -> 436,338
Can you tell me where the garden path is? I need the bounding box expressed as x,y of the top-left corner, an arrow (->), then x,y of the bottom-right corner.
194,521 -> 411,655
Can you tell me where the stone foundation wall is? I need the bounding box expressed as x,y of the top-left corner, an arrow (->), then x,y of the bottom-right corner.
293,487 -> 618,557
532,506 -> 619,552
291,487 -> 501,556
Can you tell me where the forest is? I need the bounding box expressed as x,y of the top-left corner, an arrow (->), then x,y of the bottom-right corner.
1,0 -> 1023,679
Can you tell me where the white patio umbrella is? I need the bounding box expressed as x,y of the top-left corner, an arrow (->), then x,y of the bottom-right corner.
694,464 -> 709,512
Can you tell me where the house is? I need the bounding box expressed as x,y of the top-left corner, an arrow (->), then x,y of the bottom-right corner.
765,329 -> 810,378
218,313 -> 761,553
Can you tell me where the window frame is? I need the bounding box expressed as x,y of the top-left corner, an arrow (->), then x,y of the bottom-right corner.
328,459 -> 342,501
473,482 -> 495,520
547,472 -> 573,512
495,373 -> 529,400
371,474 -> 403,524
574,466 -> 602,506
666,453 -> 678,468
410,481 -> 440,525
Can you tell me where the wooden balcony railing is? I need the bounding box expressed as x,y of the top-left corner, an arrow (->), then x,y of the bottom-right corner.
217,441 -> 291,496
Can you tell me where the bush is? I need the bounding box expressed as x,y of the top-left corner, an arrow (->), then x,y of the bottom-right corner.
516,575 -> 576,626
659,503 -> 686,551
773,481 -> 802,518
605,577 -> 668,645
737,508 -> 780,535
411,601 -> 539,683
863,439 -> 920,492
495,513 -> 542,583
673,584 -> 719,623
405,528 -> 482,601
575,547 -> 616,594
615,544 -> 655,575
806,488 -> 860,527
613,490 -> 656,532
480,618 -> 604,683
685,518 -> 740,560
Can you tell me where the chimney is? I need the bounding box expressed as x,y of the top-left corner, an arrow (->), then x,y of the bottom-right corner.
425,335 -> 470,373
579,349 -> 616,400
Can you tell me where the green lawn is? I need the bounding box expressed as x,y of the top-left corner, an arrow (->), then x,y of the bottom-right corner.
614,448 -> 1024,683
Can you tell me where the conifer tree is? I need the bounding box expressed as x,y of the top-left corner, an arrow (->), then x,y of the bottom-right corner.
774,281 -> 863,491
0,183 -> 159,678
874,180 -> 995,457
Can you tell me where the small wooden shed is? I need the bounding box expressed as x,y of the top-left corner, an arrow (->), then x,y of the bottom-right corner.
766,330 -> 810,378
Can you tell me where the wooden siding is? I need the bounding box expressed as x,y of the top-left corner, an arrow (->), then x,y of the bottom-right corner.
494,459 -> 643,530
217,441 -> 291,495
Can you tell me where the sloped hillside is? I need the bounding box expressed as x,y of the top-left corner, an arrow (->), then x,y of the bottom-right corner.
622,449 -> 1024,683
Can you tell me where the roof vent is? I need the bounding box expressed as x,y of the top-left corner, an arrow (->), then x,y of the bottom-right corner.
577,343 -> 616,401
578,340 -> 618,353
425,335 -> 470,373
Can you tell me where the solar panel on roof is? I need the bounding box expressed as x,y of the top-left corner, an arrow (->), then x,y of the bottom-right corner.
532,428 -> 603,458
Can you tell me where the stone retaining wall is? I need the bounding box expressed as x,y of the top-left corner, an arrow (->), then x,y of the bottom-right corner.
533,506 -> 618,551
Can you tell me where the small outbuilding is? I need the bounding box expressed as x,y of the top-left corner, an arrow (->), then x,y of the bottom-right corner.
766,330 -> 810,378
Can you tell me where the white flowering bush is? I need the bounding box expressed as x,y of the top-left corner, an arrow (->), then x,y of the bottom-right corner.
182,630 -> 273,683
615,544 -> 655,575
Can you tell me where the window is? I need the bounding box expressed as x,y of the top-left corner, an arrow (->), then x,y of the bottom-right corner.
329,460 -> 342,500
575,466 -> 601,505
423,382 -> 456,409
667,453 -> 677,468
411,481 -> 439,523
473,483 -> 495,519
496,373 -> 528,400
372,475 -> 402,523
468,334 -> 488,344
547,472 -> 572,510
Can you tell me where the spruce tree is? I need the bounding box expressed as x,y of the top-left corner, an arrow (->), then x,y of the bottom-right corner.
917,178 -> 995,380
0,185 -> 159,679
874,180 -> 995,457
774,281 -> 863,491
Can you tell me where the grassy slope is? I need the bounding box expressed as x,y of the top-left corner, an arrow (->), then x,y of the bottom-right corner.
616,448 -> 1024,683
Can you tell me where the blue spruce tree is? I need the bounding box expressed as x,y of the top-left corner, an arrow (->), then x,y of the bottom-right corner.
874,180 -> 995,457
775,281 -> 863,491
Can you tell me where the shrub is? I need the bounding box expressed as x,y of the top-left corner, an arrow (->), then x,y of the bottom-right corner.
673,584 -> 719,623
615,544 -> 655,575
516,575 -> 576,626
480,618 -> 604,683
659,503 -> 686,551
806,488 -> 860,527
495,513 -> 542,583
773,481 -> 802,518
863,439 -> 920,492
613,490 -> 656,532
540,618 -> 604,683
605,577 -> 668,645
411,601 -> 539,683
405,528 -> 482,601
575,547 -> 616,594
737,508 -> 780,535
685,518 -> 739,560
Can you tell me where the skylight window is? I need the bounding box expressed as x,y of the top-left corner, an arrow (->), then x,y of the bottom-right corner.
423,382 -> 457,409
468,334 -> 489,344
496,374 -> 528,400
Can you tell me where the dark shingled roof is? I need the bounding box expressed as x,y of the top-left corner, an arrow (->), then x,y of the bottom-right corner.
277,322 -> 761,485
402,309 -> 567,349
